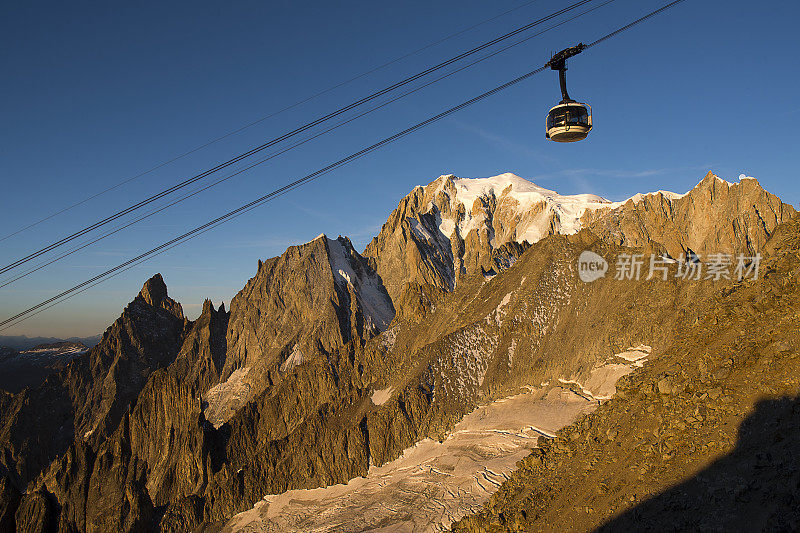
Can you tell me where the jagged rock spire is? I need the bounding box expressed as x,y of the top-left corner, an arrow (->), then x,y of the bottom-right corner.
138,273 -> 184,319
139,273 -> 168,307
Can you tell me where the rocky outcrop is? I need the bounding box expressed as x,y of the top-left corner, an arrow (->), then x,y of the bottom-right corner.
364,173 -> 608,302
0,274 -> 187,489
33,298 -> 227,532
453,213 -> 800,532
14,488 -> 55,533
583,172 -> 796,258
206,234 -> 394,427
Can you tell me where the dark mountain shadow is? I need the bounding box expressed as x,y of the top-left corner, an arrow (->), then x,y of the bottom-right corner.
596,396 -> 800,532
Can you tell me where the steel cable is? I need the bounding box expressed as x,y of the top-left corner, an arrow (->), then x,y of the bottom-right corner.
0,0 -> 690,331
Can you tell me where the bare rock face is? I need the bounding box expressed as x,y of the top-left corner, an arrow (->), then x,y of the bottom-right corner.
366,172 -> 795,307
453,213 -> 800,533
583,172 -> 796,258
364,182 -> 459,303
41,300 -> 229,533
206,234 -> 394,427
224,235 -> 391,375
13,488 -> 55,533
0,476 -> 20,532
139,272 -> 184,318
364,173 -> 611,303
0,274 -> 187,489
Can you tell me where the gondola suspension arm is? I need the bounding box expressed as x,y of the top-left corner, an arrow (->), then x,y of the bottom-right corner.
546,43 -> 586,103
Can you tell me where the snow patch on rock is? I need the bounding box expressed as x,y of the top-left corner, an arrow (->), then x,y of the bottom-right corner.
204,367 -> 252,428
615,345 -> 651,368
442,325 -> 497,395
371,387 -> 394,405
327,238 -> 395,333
496,292 -> 512,320
507,339 -> 517,366
280,345 -> 304,372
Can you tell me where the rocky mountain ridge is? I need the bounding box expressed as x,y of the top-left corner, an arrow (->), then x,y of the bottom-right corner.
0,274 -> 187,489
365,171 -> 794,305
0,171 -> 795,532
453,210 -> 800,533
583,172 -> 794,258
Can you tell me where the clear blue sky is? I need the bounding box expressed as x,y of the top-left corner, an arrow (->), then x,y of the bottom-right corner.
1,0 -> 798,337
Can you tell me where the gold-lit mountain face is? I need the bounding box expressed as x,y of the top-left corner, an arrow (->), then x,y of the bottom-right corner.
1,172 -> 796,532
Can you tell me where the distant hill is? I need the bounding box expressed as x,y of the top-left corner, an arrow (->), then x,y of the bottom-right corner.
0,334 -> 101,351
0,341 -> 89,393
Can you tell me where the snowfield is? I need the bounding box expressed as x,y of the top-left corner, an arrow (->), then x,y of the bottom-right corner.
426,173 -> 689,247
327,237 -> 395,333
222,387 -> 598,533
203,367 -> 252,428
434,173 -> 613,241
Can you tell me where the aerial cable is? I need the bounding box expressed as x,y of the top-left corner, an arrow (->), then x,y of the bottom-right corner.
0,68 -> 553,329
0,0 -> 597,277
0,0 -> 617,289
0,0 -> 546,245
0,0 -> 689,331
0,178 -> 317,332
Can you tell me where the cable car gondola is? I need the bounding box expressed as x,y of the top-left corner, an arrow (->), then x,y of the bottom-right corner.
545,44 -> 592,143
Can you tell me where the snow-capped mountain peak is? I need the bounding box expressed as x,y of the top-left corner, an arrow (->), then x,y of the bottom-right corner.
365,171 -> 795,304
435,173 -> 613,240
